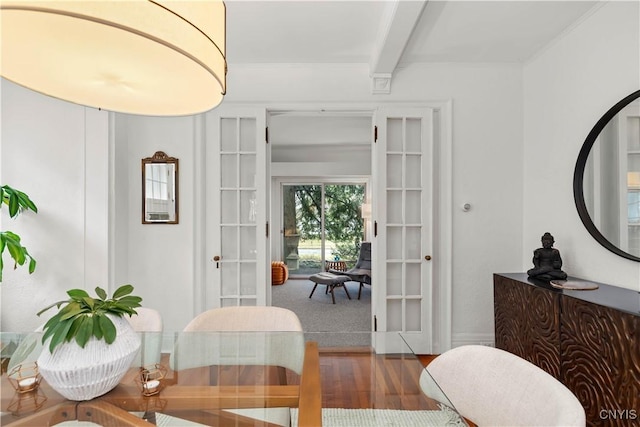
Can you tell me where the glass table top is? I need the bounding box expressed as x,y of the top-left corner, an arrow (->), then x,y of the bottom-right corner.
1,331 -> 466,426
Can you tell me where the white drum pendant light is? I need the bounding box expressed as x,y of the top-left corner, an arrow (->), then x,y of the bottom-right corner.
0,1 -> 226,116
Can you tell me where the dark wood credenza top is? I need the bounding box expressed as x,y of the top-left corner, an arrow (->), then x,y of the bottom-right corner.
495,272 -> 640,317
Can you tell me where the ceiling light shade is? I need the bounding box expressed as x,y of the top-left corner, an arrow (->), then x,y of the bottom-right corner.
1,1 -> 226,116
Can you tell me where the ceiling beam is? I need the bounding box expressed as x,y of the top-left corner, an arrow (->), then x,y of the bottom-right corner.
369,0 -> 428,94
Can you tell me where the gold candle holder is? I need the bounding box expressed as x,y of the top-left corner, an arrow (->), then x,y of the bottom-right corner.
7,388 -> 47,416
8,362 -> 41,393
136,364 -> 167,396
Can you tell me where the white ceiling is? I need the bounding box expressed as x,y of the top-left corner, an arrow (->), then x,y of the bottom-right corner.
227,0 -> 601,148
226,0 -> 600,67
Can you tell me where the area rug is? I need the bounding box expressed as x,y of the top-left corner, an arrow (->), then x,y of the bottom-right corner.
43,407 -> 466,426
290,407 -> 467,427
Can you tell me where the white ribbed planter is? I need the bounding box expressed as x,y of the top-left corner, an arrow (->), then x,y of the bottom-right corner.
37,314 -> 141,401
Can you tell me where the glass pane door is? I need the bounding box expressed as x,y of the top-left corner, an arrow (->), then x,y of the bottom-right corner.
385,117 -> 425,332
283,184 -> 322,275
281,183 -> 366,276
324,184 -> 365,270
220,117 -> 258,306
206,107 -> 267,310
374,108 -> 433,353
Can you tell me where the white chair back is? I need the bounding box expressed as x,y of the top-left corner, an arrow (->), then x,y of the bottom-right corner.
126,307 -> 163,366
174,306 -> 304,374
173,306 -> 305,427
183,306 -> 302,332
6,331 -> 43,373
127,307 -> 163,332
422,345 -> 586,426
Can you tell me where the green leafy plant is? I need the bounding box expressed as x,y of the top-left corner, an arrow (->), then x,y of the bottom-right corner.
1,185 -> 38,282
37,285 -> 142,353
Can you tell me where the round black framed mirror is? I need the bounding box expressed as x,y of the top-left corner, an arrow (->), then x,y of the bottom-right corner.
574,89 -> 640,261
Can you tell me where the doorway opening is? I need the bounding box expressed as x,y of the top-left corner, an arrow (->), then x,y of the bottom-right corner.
283,183 -> 366,278
271,178 -> 372,344
267,111 -> 374,344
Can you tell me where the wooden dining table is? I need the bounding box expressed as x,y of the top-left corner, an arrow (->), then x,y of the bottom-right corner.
1,331 -> 467,426
1,332 -> 321,427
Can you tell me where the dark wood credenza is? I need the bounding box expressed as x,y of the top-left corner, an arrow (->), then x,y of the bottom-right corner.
494,273 -> 639,426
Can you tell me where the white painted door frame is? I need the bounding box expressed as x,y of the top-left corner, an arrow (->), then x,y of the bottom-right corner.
202,102 -> 452,352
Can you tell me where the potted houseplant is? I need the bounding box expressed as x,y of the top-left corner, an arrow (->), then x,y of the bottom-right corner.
0,184 -> 37,282
36,285 -> 142,400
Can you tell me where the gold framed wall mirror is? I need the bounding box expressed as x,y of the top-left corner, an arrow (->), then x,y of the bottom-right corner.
142,151 -> 179,224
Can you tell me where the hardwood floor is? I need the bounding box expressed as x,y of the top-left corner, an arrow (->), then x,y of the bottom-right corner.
317,350 -> 440,410
314,351 -> 479,426
417,354 -> 438,367
174,350 -> 440,410
169,350 -> 478,426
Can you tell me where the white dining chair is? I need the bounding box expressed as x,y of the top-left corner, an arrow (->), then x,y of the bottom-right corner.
6,330 -> 43,373
126,307 -> 163,366
421,345 -> 586,427
174,306 -> 306,427
183,305 -> 303,333
127,307 -> 163,332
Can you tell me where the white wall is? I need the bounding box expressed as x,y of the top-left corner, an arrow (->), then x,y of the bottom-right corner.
113,62 -> 523,339
523,1 -> 640,291
1,55 -> 524,342
113,114 -> 199,331
384,64 -> 523,342
2,62 -> 524,340
3,2 -> 637,340
1,79 -> 109,331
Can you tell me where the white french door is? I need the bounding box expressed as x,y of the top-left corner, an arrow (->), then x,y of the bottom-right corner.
205,107 -> 269,308
200,103 -> 451,351
373,108 -> 434,353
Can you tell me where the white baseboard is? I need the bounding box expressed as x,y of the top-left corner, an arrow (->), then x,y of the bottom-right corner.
451,333 -> 495,348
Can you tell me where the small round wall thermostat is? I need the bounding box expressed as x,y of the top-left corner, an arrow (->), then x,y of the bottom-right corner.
462,203 -> 471,212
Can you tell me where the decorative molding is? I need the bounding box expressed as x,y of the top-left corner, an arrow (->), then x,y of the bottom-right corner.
436,99 -> 454,353
369,0 -> 427,86
193,115 -> 206,316
371,73 -> 392,94
83,108 -> 110,291
144,151 -> 177,163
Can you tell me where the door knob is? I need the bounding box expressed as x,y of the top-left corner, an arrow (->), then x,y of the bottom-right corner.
425,255 -> 432,261
213,255 -> 221,268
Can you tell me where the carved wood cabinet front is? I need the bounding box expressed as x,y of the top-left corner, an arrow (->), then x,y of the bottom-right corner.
494,273 -> 639,427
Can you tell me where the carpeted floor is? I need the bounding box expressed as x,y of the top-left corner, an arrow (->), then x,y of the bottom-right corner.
271,279 -> 372,347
